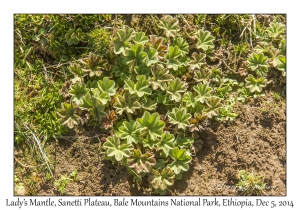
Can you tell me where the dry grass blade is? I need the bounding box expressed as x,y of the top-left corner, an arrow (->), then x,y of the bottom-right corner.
22,123 -> 53,177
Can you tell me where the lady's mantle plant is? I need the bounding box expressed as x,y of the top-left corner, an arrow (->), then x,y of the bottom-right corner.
57,15 -> 286,195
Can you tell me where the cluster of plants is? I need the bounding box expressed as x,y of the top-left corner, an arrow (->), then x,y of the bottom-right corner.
14,14 -> 113,60
55,15 -> 286,194
14,14 -> 286,195
243,21 -> 286,97
14,14 -> 122,195
14,14 -> 117,144
54,170 -> 78,195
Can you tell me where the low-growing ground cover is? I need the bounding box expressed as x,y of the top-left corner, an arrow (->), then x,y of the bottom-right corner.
14,14 -> 286,196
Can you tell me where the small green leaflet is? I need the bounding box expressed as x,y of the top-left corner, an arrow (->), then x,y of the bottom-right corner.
103,135 -> 133,162
69,83 -> 88,105
114,92 -> 141,115
113,25 -> 135,55
195,29 -> 215,51
148,167 -> 175,191
91,89 -> 110,105
165,46 -> 182,70
167,107 -> 191,130
166,78 -> 186,102
171,37 -> 189,56
188,52 -> 206,70
57,102 -> 80,129
141,97 -> 157,111
193,83 -> 212,103
157,131 -> 175,156
133,32 -> 149,45
158,15 -> 179,37
117,120 -> 141,144
124,75 -> 152,97
145,47 -> 158,66
247,53 -> 268,76
128,150 -> 156,174
168,147 -> 192,174
123,44 -> 148,67
136,111 -> 165,140
142,134 -> 159,149
245,74 -> 267,93
97,77 -> 117,96
204,96 -> 223,118
277,55 -> 286,76
182,91 -> 199,108
80,92 -> 107,121
266,22 -> 285,38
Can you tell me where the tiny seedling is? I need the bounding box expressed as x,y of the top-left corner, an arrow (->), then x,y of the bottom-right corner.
54,175 -> 70,195
70,170 -> 78,181
236,170 -> 266,195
